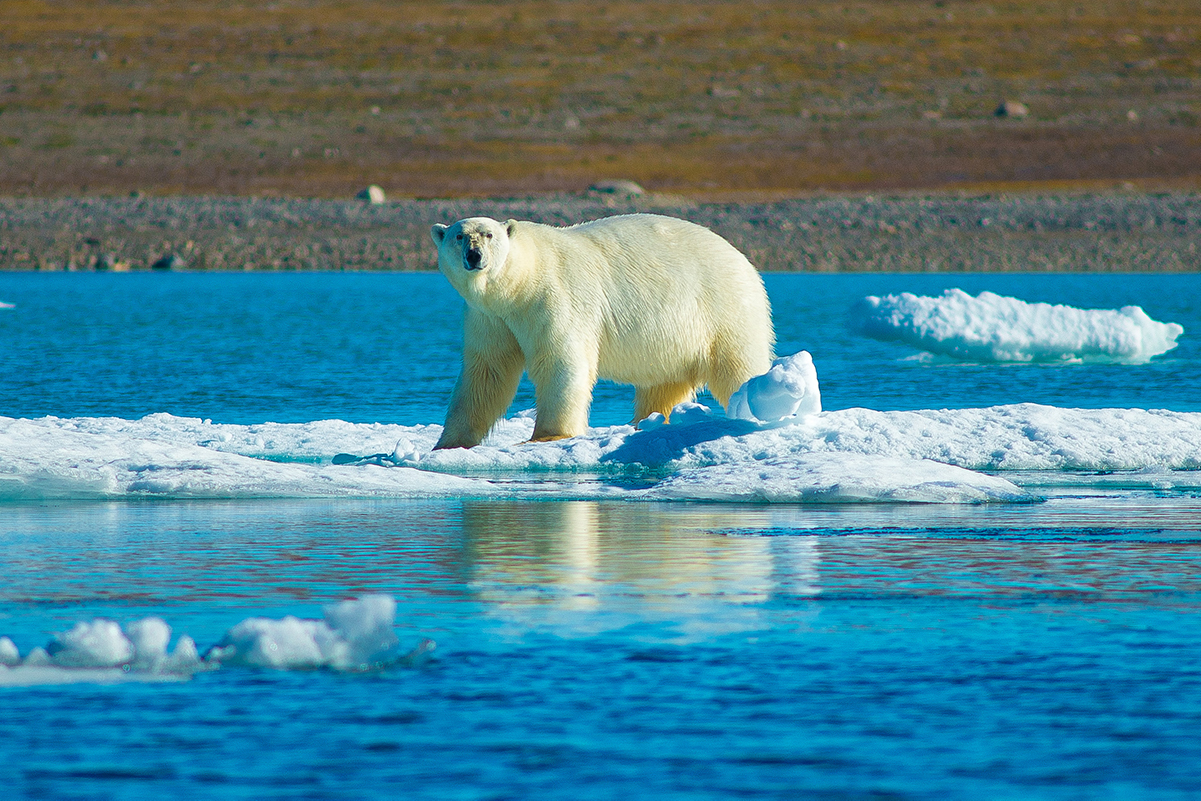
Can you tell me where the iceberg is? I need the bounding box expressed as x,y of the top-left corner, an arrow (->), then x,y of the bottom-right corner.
852,288 -> 1183,363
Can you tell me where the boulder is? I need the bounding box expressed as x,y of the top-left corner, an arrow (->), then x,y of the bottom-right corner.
356,185 -> 386,205
994,100 -> 1029,118
587,179 -> 645,196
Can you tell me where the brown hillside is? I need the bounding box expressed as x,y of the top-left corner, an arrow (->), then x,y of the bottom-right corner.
1,0 -> 1198,197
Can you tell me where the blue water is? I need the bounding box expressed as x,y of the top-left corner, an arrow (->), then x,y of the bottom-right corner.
2,272 -> 1199,424
3,272 -> 1201,798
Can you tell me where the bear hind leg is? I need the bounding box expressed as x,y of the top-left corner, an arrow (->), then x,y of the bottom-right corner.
706,345 -> 772,411
633,381 -> 698,424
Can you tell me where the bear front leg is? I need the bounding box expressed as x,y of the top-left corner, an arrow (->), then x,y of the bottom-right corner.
435,314 -> 525,449
527,349 -> 596,442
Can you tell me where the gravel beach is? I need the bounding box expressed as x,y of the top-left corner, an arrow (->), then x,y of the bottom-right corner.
1,192 -> 1198,272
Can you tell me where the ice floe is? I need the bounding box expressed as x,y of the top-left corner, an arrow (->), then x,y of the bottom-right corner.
852,288 -> 1183,363
646,453 -> 1031,504
2,344 -> 1201,504
0,596 -> 433,686
3,400 -> 1201,503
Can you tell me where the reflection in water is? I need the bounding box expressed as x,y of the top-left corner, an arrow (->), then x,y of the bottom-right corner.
458,501 -> 821,634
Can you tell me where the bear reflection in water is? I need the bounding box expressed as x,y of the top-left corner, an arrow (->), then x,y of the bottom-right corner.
430,214 -> 774,448
459,501 -> 821,620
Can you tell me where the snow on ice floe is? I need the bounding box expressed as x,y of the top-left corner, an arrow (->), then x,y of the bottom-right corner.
4,400 -> 1201,503
646,454 -> 1029,504
726,351 -> 822,423
2,350 -> 1201,504
852,289 -> 1184,363
0,596 -> 434,686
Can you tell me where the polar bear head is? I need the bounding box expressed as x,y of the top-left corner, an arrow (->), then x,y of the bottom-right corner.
431,217 -> 516,296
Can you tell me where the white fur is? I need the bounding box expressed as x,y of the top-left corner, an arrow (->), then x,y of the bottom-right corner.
430,214 -> 774,448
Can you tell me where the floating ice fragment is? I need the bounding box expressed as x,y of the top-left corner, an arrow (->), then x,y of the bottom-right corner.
0,637 -> 19,666
22,647 -> 52,667
727,351 -> 822,423
203,594 -> 424,671
852,289 -> 1183,364
126,617 -> 172,668
206,616 -> 332,669
0,596 -> 432,685
46,619 -> 135,668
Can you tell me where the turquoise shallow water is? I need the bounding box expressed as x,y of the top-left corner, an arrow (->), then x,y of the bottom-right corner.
2,272 -> 1201,798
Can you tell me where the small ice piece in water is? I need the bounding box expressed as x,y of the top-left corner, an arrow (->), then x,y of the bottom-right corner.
727,351 -> 822,423
46,620 -> 135,668
205,594 -> 403,671
164,636 -> 201,671
852,288 -> 1184,364
0,637 -> 20,666
126,617 -> 172,668
22,647 -> 53,667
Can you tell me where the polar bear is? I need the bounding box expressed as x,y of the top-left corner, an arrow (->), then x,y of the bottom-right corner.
430,213 -> 774,449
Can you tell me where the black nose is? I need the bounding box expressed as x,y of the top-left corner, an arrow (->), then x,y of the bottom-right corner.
466,248 -> 482,269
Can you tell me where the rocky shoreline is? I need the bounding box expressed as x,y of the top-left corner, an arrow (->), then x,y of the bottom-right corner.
1,192 -> 1198,272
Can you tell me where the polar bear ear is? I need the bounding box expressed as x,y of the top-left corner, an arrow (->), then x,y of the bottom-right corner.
430,223 -> 448,246
504,219 -> 518,237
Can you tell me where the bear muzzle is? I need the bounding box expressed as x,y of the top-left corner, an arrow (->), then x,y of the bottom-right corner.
465,247 -> 484,270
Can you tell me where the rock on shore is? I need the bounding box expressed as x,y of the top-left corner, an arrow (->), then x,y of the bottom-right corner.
1,192 -> 1198,272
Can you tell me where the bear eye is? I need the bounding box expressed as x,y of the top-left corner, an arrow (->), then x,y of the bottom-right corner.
485,233 -> 492,239
456,234 -> 463,240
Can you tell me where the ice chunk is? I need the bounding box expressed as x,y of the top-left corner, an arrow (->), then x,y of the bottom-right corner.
637,401 -> 715,431
0,596 -> 430,685
637,412 -> 667,431
852,289 -> 1183,363
46,620 -> 135,668
727,351 -> 822,423
126,617 -> 172,668
392,437 -> 418,461
671,401 -> 718,426
204,594 -> 411,671
165,636 -> 201,672
0,637 -> 19,666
